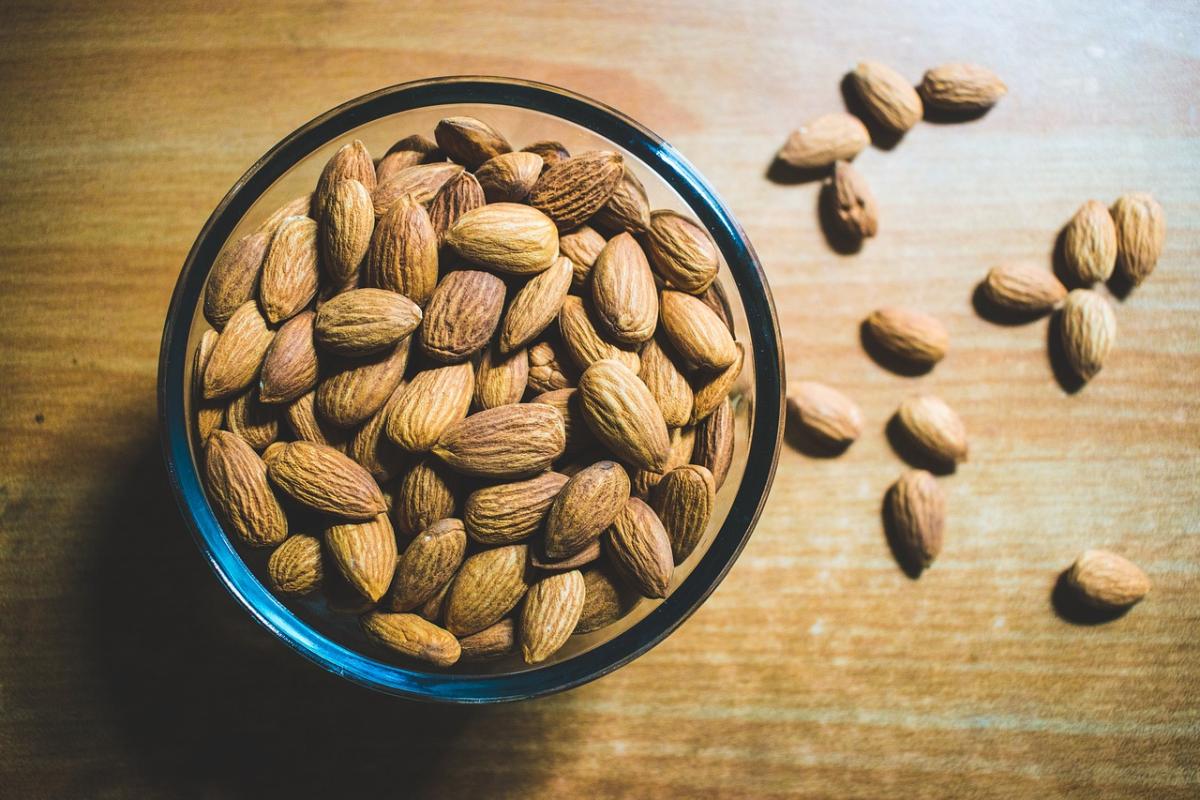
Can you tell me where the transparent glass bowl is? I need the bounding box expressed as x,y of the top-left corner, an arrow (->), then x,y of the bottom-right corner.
158,76 -> 784,702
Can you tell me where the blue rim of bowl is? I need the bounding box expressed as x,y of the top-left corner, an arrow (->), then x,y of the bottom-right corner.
158,76 -> 784,703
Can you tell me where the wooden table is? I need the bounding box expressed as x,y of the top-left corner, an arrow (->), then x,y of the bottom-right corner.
2,2 -> 1197,797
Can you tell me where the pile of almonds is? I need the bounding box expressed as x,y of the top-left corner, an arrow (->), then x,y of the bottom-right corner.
194,116 -> 744,667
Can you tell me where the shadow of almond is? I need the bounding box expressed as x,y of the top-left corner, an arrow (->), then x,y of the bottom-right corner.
880,486 -> 924,580
858,320 -> 935,378
1045,311 -> 1085,395
1050,570 -> 1131,625
838,73 -> 903,151
884,414 -> 957,477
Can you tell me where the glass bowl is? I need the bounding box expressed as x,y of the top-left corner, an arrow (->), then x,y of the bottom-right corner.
158,76 -> 784,702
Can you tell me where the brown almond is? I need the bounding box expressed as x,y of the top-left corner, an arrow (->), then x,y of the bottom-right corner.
578,359 -> 671,472
777,113 -> 870,170
865,307 -> 949,366
692,395 -> 734,490
202,301 -> 274,400
557,295 -> 640,373
204,231 -> 270,328
1066,550 -> 1151,610
591,232 -> 659,345
919,63 -> 1007,111
528,151 -> 624,231
371,162 -> 464,217
194,328 -> 218,391
1059,288 -> 1116,381
314,140 -> 376,221
639,335 -> 695,428
458,618 -> 516,661
257,194 -> 314,237
1064,200 -> 1118,285
267,534 -> 323,596
258,310 -> 318,404
203,430 -> 288,547
314,288 -> 422,356
376,149 -> 427,185
444,544 -> 530,636
444,203 -> 559,275
225,388 -> 279,451
520,570 -> 586,664
194,330 -> 225,441
427,169 -> 485,243
434,116 -> 512,169
392,456 -> 462,538
346,383 -> 407,482
522,140 -> 570,168
605,497 -> 673,599
527,334 -> 580,394
287,390 -> 351,449
689,342 -> 745,424
895,394 -> 968,464
592,165 -> 651,234
464,471 -> 568,545
385,361 -> 475,452
559,225 -> 607,290
268,440 -> 387,519
530,540 -> 602,572
315,337 -> 411,427
474,343 -> 529,410
259,216 -> 319,324
887,470 -> 945,572
851,61 -> 923,133
365,194 -> 439,306
652,464 -> 715,564
983,264 -> 1068,313
325,513 -> 398,602
319,178 -> 374,287
1111,192 -> 1165,287
575,567 -> 630,634
645,210 -> 720,294
531,388 -> 596,454
631,426 -> 697,498
420,269 -> 506,362
361,611 -> 461,667
659,290 -> 738,371
787,381 -> 864,446
699,282 -> 735,333
545,461 -> 631,559
476,151 -> 544,203
826,160 -> 878,239
389,518 -> 468,611
434,404 -> 566,479
498,256 -> 573,354
385,133 -> 441,161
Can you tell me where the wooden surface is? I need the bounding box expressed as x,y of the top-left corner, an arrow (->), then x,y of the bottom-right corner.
1,1 -> 1198,797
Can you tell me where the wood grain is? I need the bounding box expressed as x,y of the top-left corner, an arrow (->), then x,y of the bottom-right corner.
1,1 -> 1198,797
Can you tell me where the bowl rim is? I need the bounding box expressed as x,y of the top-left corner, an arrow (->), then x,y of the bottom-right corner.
158,75 -> 784,703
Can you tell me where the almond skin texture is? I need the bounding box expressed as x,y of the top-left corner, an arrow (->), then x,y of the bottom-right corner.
593,165 -> 651,234
1066,550 -> 1151,611
326,513 -> 397,602
1060,288 -> 1117,381
499,255 -> 573,354
983,264 -> 1068,313
319,178 -> 373,287
787,381 -> 864,447
659,290 -> 739,371
420,269 -> 506,362
645,211 -> 720,294
896,394 -> 968,465
522,140 -> 570,168
204,430 -> 288,547
458,618 -> 516,661
366,195 -> 439,306
371,162 -> 464,217
202,301 -> 274,400
575,567 -> 630,633
531,388 -> 596,454
1064,200 -> 1118,285
194,330 -> 224,441
528,151 -> 624,231
689,342 -> 745,424
887,470 -> 945,572
1111,192 -> 1165,287
591,233 -> 659,346
225,389 -> 279,451
375,149 -> 428,185
427,169 -> 485,243
259,310 -> 318,404
579,359 -> 671,472
385,361 -> 474,452
474,343 -> 528,409
531,540 -> 601,572
287,390 -> 351,449
605,497 -> 674,599
528,335 -> 579,394
267,535 -> 323,596
257,194 -> 314,237
559,225 -> 607,290
919,63 -> 1007,111
692,395 -> 734,490
545,460 -> 632,559
865,307 -> 949,366
389,518 -> 468,611
347,384 -> 406,483
777,113 -> 870,170
851,61 -> 923,133
827,160 -> 878,239
652,464 -> 715,564
260,216 -> 320,324
557,295 -> 641,373
392,456 -> 462,538
476,151 -> 544,203
520,570 -> 586,664
205,231 -> 269,328
434,116 -> 512,169
314,288 -> 422,356
464,471 -> 569,545
268,440 -> 388,519
314,140 -> 376,221
316,337 -> 410,427
639,336 -> 695,428
444,544 -> 530,636
445,203 -> 559,275
361,611 -> 461,667
434,404 -> 566,479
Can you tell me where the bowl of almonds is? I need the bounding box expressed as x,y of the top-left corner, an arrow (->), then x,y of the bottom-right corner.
159,76 -> 784,701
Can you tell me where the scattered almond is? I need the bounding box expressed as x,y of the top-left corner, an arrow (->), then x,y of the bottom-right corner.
887,470 -> 945,572
983,263 -> 1067,313
827,160 -> 878,239
919,63 -> 1007,112
1111,192 -> 1165,287
895,394 -> 968,465
777,113 -> 870,170
1063,200 -> 1118,285
1059,288 -> 1116,381
851,61 -> 923,133
865,306 -> 949,366
1066,549 -> 1151,610
787,381 -> 864,447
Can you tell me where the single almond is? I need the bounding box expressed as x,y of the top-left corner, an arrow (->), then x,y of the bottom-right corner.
591,232 -> 659,345
605,497 -> 673,599
389,518 -> 468,611
314,140 -> 376,221
699,282 -> 735,332
287,390 -> 351,449
575,567 -> 630,633
458,618 -> 516,661
259,215 -> 319,324
365,195 -> 439,306
896,394 -> 968,464
204,231 -> 270,328
427,169 -> 485,243
347,391 -> 406,484
689,342 -> 745,424
865,306 -> 949,366
268,440 -> 388,519
194,330 -> 224,441
528,151 -> 624,231
392,455 -> 462,538
474,343 -> 529,409
257,194 -> 314,237
1059,288 -> 1116,381
194,328 -> 218,391
639,335 -> 694,428
787,381 -> 864,446
826,160 -> 878,239
376,149 -> 428,185
631,426 -> 697,498
498,256 -> 573,354
983,264 -> 1068,313
528,334 -> 580,394
530,540 -> 602,572
522,140 -> 570,168
384,133 -> 441,160
314,287 -> 422,356
433,404 -> 566,478
444,544 -> 531,636
1111,192 -> 1165,287
887,470 -> 945,572
659,290 -> 739,371
1064,200 -> 1118,284
651,464 -> 715,564
420,269 -> 506,362
692,394 -> 734,490
476,151 -> 544,203
444,202 -> 559,275
559,225 -> 607,289
919,63 -> 1007,111
557,295 -> 641,373
777,113 -> 870,170
225,388 -> 279,452
203,430 -> 288,547
259,310 -> 318,404
202,301 -> 274,400
464,471 -> 569,545
385,361 -> 475,452
645,210 -> 720,294
1066,549 -> 1151,610
361,611 -> 461,667
520,569 -> 586,664
545,460 -> 632,559
319,178 -> 374,287
371,162 -> 464,217
851,61 -> 923,133
592,164 -> 651,234
267,534 -> 324,596
326,513 -> 397,602
315,337 -> 411,427
434,116 -> 512,169
531,388 -> 596,454
578,359 -> 671,472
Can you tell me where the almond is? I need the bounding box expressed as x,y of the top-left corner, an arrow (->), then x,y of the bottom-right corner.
361,611 -> 461,667
1064,200 -> 1118,285
194,330 -> 225,441
520,569 -> 586,664
319,178 -> 374,287
325,513 -> 398,602
527,334 -> 580,394
851,61 -> 923,133
692,395 -> 734,490
827,160 -> 878,239
787,381 -> 864,446
689,342 -> 745,424
202,301 -> 274,400
559,225 -> 607,289
919,63 -> 1007,111
777,113 -> 870,170
259,215 -> 319,324
315,336 -> 411,427
887,470 -> 945,572
1059,288 -> 1116,381
458,618 -> 516,661
530,540 -> 601,572
592,164 -> 651,234
435,116 -> 512,169
557,295 -> 641,373
639,335 -> 694,428
591,232 -> 659,345
1111,192 -> 1165,287
286,390 -> 351,449
531,388 -> 596,454
346,383 -> 407,482
631,425 -> 697,498
699,282 -> 735,332
385,133 -> 441,160
659,290 -> 738,371
314,288 -> 422,356
392,455 -> 461,538
651,464 -> 715,564
545,460 -> 631,559
257,194 -> 314,237
464,471 -> 569,545
365,195 -> 439,306
194,328 -> 218,390
389,518 -> 468,611
476,151 -> 544,203
444,544 -> 530,636
427,169 -> 485,243
225,388 -> 279,452
865,307 -> 949,366
267,534 -> 324,596
575,567 -> 630,634
444,203 -> 559,275
203,430 -> 288,547
896,394 -> 968,464
498,256 -> 573,354
605,497 -> 673,599
528,151 -> 624,230
375,149 -> 428,185
420,269 -> 506,362
371,162 -> 464,217
314,140 -> 376,221
1066,549 -> 1151,610
385,361 -> 474,452
578,359 -> 671,472
983,264 -> 1067,313
204,231 -> 269,328
258,310 -> 318,404
645,211 -> 720,294
522,140 -> 570,168
474,343 -> 528,409
433,404 -> 566,478
268,440 -> 388,519
414,576 -> 452,623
